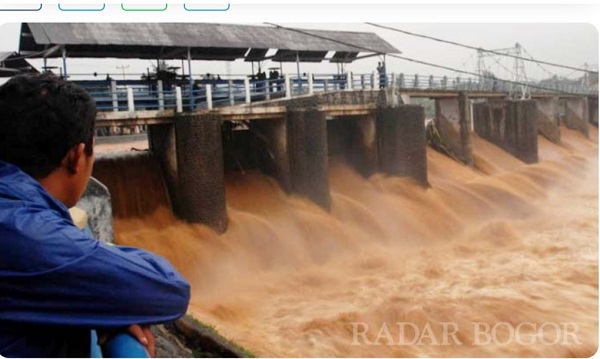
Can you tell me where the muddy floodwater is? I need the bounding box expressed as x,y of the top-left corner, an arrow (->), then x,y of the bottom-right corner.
101,126 -> 598,357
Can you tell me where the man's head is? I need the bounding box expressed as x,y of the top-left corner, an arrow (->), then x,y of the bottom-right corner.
0,73 -> 97,207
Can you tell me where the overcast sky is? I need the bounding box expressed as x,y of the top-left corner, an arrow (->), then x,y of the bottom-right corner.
0,22 -> 597,82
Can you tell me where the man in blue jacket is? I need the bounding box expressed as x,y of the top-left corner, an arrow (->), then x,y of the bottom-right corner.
0,74 -> 191,357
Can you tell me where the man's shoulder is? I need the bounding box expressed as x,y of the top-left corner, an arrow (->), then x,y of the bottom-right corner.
0,202 -> 98,275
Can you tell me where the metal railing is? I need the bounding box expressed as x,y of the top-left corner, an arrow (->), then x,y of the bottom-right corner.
76,72 -> 598,114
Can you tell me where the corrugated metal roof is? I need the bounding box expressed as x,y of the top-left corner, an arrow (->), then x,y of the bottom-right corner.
20,23 -> 400,62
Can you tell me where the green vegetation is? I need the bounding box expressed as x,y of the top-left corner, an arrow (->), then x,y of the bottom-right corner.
188,317 -> 257,358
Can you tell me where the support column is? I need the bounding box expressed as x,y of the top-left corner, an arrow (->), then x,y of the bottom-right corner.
506,100 -> 538,164
286,107 -> 330,210
376,105 -> 428,185
473,100 -> 538,164
588,97 -> 598,127
563,97 -> 589,138
148,123 -> 179,215
534,97 -> 560,143
458,93 -> 473,166
434,92 -> 473,166
175,114 -> 227,232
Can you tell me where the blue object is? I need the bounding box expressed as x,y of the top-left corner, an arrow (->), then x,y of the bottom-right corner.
0,161 -> 190,357
103,333 -> 149,358
91,330 -> 103,358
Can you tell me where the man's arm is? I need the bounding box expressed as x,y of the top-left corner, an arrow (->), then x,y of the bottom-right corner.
0,227 -> 191,329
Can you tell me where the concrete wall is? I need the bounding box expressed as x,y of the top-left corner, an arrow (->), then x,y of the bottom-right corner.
249,112 -> 330,210
148,123 -> 179,214
589,97 -> 598,127
287,107 -> 331,210
434,93 -> 473,166
563,97 -> 589,138
473,100 -> 538,164
221,125 -> 260,172
175,114 -> 228,233
326,115 -> 378,177
534,97 -> 561,144
250,118 -> 292,192
376,105 -> 428,185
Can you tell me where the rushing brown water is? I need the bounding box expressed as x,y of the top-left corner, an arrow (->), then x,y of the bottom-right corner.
105,126 -> 598,357
93,151 -> 171,218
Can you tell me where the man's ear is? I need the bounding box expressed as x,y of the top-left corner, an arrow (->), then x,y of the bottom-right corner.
63,143 -> 86,175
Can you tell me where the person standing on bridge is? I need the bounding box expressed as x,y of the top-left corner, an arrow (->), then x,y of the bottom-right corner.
377,61 -> 388,89
0,74 -> 190,358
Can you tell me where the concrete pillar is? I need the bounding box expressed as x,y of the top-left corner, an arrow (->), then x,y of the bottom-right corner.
327,115 -> 378,177
157,80 -> 165,111
563,97 -> 589,138
506,100 -> 538,164
174,114 -> 227,232
175,86 -> 183,113
473,100 -> 538,164
244,78 -> 251,104
534,97 -> 560,143
228,80 -> 234,106
346,72 -> 352,91
206,84 -> 213,110
126,87 -> 134,112
434,92 -> 473,166
589,97 -> 598,127
376,105 -> 428,185
147,124 -> 179,215
286,107 -> 330,210
111,80 -> 118,112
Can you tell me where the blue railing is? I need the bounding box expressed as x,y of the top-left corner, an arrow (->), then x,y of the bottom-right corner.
74,72 -> 598,114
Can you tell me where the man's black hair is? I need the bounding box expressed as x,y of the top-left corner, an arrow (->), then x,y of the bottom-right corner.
0,73 -> 96,179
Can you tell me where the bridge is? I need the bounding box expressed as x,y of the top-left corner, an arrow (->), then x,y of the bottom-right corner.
90,71 -> 597,126
87,70 -> 598,233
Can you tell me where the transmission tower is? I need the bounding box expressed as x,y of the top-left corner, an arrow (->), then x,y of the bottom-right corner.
477,42 -> 530,99
582,63 -> 599,89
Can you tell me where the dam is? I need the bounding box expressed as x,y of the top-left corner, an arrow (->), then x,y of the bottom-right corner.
17,21 -> 595,357
89,82 -> 599,356
2,23 -> 598,357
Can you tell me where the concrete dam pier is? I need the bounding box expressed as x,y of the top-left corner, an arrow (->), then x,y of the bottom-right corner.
93,89 -> 598,233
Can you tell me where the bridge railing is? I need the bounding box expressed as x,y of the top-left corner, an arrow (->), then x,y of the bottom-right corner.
76,72 -> 598,114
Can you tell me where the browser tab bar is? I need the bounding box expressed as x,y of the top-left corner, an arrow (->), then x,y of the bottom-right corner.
120,3 -> 168,11
58,4 -> 105,11
0,4 -> 42,11
183,3 -> 230,11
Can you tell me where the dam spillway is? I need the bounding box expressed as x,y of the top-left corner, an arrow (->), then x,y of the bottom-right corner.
94,123 -> 598,357
88,87 -> 599,357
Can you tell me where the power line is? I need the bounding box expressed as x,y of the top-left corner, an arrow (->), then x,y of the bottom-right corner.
264,22 -> 590,96
365,23 -> 598,75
